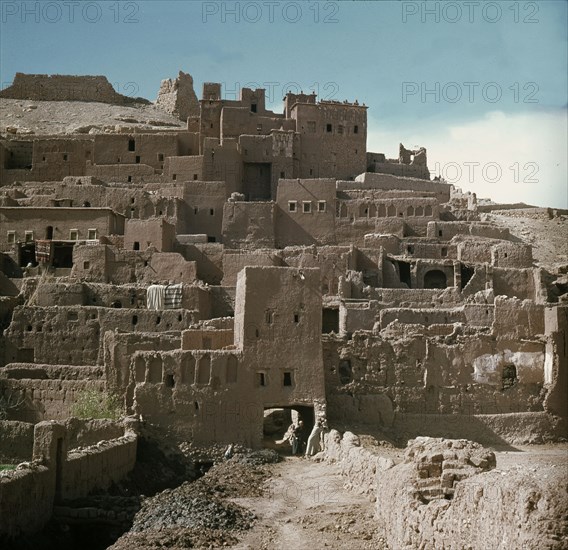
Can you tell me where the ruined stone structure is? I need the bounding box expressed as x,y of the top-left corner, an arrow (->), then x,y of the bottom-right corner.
0,73 -> 567,541
156,71 -> 200,122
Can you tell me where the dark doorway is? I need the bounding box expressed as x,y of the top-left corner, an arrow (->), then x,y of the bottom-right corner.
243,162 -> 272,200
424,269 -> 448,289
19,243 -> 37,267
322,307 -> 340,334
397,261 -> 411,288
461,264 -> 475,290
46,226 -> 54,240
53,243 -> 74,268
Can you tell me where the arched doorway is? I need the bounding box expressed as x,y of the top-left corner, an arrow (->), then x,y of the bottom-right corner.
424,269 -> 447,289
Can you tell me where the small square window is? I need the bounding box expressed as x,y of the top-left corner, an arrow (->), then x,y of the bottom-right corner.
438,230 -> 443,237
354,125 -> 359,134
209,208 -> 214,216
302,201 -> 312,213
7,231 -> 16,244
326,123 -> 332,133
69,230 -> 79,240
251,103 -> 257,113
87,229 -> 97,240
317,201 -> 326,212
133,241 -> 140,251
280,171 -> 285,178
127,176 -> 132,182
337,125 -> 344,135
24,231 -> 34,243
83,261 -> 90,269
257,372 -> 266,387
193,174 -> 198,180
288,201 -> 297,212
158,153 -> 164,162
294,313 -> 300,323
63,154 -> 68,161
309,168 -> 313,176
172,174 -> 177,180
128,139 -> 135,151
283,372 -> 293,386
441,247 -> 448,257
135,156 -> 140,164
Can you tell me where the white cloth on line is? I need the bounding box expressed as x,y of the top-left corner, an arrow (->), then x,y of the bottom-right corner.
147,284 -> 165,310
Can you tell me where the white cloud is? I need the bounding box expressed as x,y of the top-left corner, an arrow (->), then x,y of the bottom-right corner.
367,109 -> 567,209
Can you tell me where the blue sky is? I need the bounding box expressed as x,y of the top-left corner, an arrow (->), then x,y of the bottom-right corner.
1,0 -> 567,207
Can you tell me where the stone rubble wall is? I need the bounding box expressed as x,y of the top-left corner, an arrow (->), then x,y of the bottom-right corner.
375,437 -> 567,550
322,429 -> 393,497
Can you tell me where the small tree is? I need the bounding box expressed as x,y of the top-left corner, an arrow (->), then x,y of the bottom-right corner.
0,388 -> 25,421
71,389 -> 122,420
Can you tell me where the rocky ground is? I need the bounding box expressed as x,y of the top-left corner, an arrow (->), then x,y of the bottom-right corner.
0,98 -> 183,135
109,438 -> 567,550
484,211 -> 568,269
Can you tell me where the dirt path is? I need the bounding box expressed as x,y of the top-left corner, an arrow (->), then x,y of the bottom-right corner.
231,456 -> 387,550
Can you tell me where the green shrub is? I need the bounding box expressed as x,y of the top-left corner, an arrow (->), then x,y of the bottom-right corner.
71,389 -> 122,420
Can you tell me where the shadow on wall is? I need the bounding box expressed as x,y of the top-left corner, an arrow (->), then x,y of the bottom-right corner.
391,412 -> 563,450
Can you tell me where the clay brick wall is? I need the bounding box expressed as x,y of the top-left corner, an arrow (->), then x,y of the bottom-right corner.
0,207 -> 124,249
124,218 -> 176,252
292,102 -> 367,180
350,173 -> 451,202
275,178 -> 337,247
222,202 -> 276,249
61,432 -> 137,500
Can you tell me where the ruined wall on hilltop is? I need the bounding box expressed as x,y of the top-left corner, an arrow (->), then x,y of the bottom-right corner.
0,73 -> 150,104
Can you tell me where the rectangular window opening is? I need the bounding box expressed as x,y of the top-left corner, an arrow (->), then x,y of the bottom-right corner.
283,372 -> 292,386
